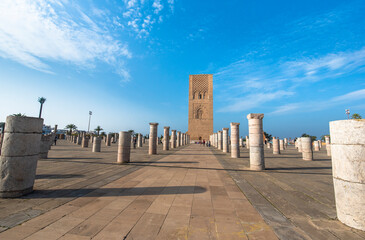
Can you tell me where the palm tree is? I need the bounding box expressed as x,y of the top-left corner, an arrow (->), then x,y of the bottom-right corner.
38,97 -> 46,118
351,113 -> 362,119
95,126 -> 103,136
65,124 -> 77,135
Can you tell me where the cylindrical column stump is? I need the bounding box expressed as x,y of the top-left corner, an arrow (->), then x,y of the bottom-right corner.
117,131 -> 131,164
137,134 -> 142,147
92,137 -> 101,152
0,116 -> 43,197
297,138 -> 302,152
230,123 -> 240,158
273,138 -> 280,155
247,113 -> 265,170
330,120 -> 365,231
218,131 -> 223,150
314,141 -> 320,151
149,123 -> 158,155
177,131 -> 181,147
171,130 -> 177,148
325,136 -> 331,156
81,137 -> 89,148
222,128 -> 229,153
163,127 -> 170,151
279,139 -> 284,151
301,137 -> 313,161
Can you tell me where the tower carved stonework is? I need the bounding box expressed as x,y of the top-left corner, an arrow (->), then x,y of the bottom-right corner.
187,74 -> 213,141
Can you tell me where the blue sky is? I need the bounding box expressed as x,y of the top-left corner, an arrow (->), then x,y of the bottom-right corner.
0,0 -> 364,138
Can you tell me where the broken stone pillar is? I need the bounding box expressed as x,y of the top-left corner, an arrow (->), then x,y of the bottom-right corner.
314,141 -> 320,151
82,136 -> 89,148
177,131 -> 181,147
117,131 -> 131,164
319,140 -> 322,149
171,130 -> 177,148
284,138 -> 288,147
230,123 -> 240,158
239,138 -> 243,147
325,136 -> 331,156
106,134 -> 111,146
40,135 -> 51,159
297,138 -> 302,152
92,137 -> 101,152
0,116 -> 43,197
279,139 -> 285,150
267,142 -> 272,149
137,133 -> 142,147
273,137 -> 280,155
329,120 -> 365,231
246,136 -> 249,149
149,123 -> 158,155
247,113 -> 265,170
301,137 -> 313,161
163,127 -> 170,151
73,136 -> 77,144
217,131 -> 223,150
222,128 -> 229,153
77,135 -> 82,145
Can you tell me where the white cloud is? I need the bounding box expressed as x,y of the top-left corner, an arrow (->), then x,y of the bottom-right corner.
218,91 -> 294,112
270,89 -> 365,114
0,0 -> 131,81
121,0 -> 174,38
152,0 -> 163,14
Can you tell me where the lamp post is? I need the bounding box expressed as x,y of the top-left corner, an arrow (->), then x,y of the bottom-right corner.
88,111 -> 92,132
345,109 -> 350,120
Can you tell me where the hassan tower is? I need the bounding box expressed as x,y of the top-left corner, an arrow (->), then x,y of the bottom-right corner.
187,74 -> 213,141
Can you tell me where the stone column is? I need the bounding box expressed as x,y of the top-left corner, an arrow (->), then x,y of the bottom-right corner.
163,127 -> 170,151
297,138 -> 303,152
177,131 -> 181,147
267,142 -> 272,148
137,133 -> 142,147
106,134 -> 111,146
301,137 -> 313,161
273,137 -> 280,154
246,136 -> 249,149
81,136 -> 89,148
239,138 -> 243,147
329,120 -> 365,231
0,116 -> 43,197
40,135 -> 51,159
325,136 -> 331,156
217,131 -> 223,150
117,131 -> 131,164
284,138 -> 288,147
149,123 -> 158,155
313,141 -> 320,151
92,137 -> 101,152
230,123 -> 240,158
222,128 -> 229,153
77,136 -> 82,145
279,139 -> 284,150
180,133 -> 183,146
247,113 -> 265,170
171,130 -> 177,148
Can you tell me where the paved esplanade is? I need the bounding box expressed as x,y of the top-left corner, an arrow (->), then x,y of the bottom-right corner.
0,142 -> 276,240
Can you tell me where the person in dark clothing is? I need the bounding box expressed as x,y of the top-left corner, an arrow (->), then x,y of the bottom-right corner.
54,135 -> 58,145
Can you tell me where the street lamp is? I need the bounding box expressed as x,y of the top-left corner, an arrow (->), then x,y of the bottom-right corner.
88,111 -> 92,132
345,109 -> 350,119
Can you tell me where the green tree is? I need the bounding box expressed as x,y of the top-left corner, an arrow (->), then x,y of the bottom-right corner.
264,132 -> 272,141
12,113 -> 26,117
351,113 -> 362,119
38,97 -> 46,118
100,131 -> 106,137
94,126 -> 103,135
301,133 -> 317,142
65,124 -> 77,135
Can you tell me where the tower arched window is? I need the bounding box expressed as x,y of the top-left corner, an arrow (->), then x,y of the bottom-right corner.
198,92 -> 202,99
196,108 -> 203,119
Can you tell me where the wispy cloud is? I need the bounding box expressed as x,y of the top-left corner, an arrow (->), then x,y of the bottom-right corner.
0,0 -> 131,81
120,0 -> 175,38
214,47 -> 365,112
270,89 -> 365,114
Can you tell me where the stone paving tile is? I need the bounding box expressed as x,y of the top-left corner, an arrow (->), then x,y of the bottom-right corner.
214,145 -> 365,240
4,140 -> 354,239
